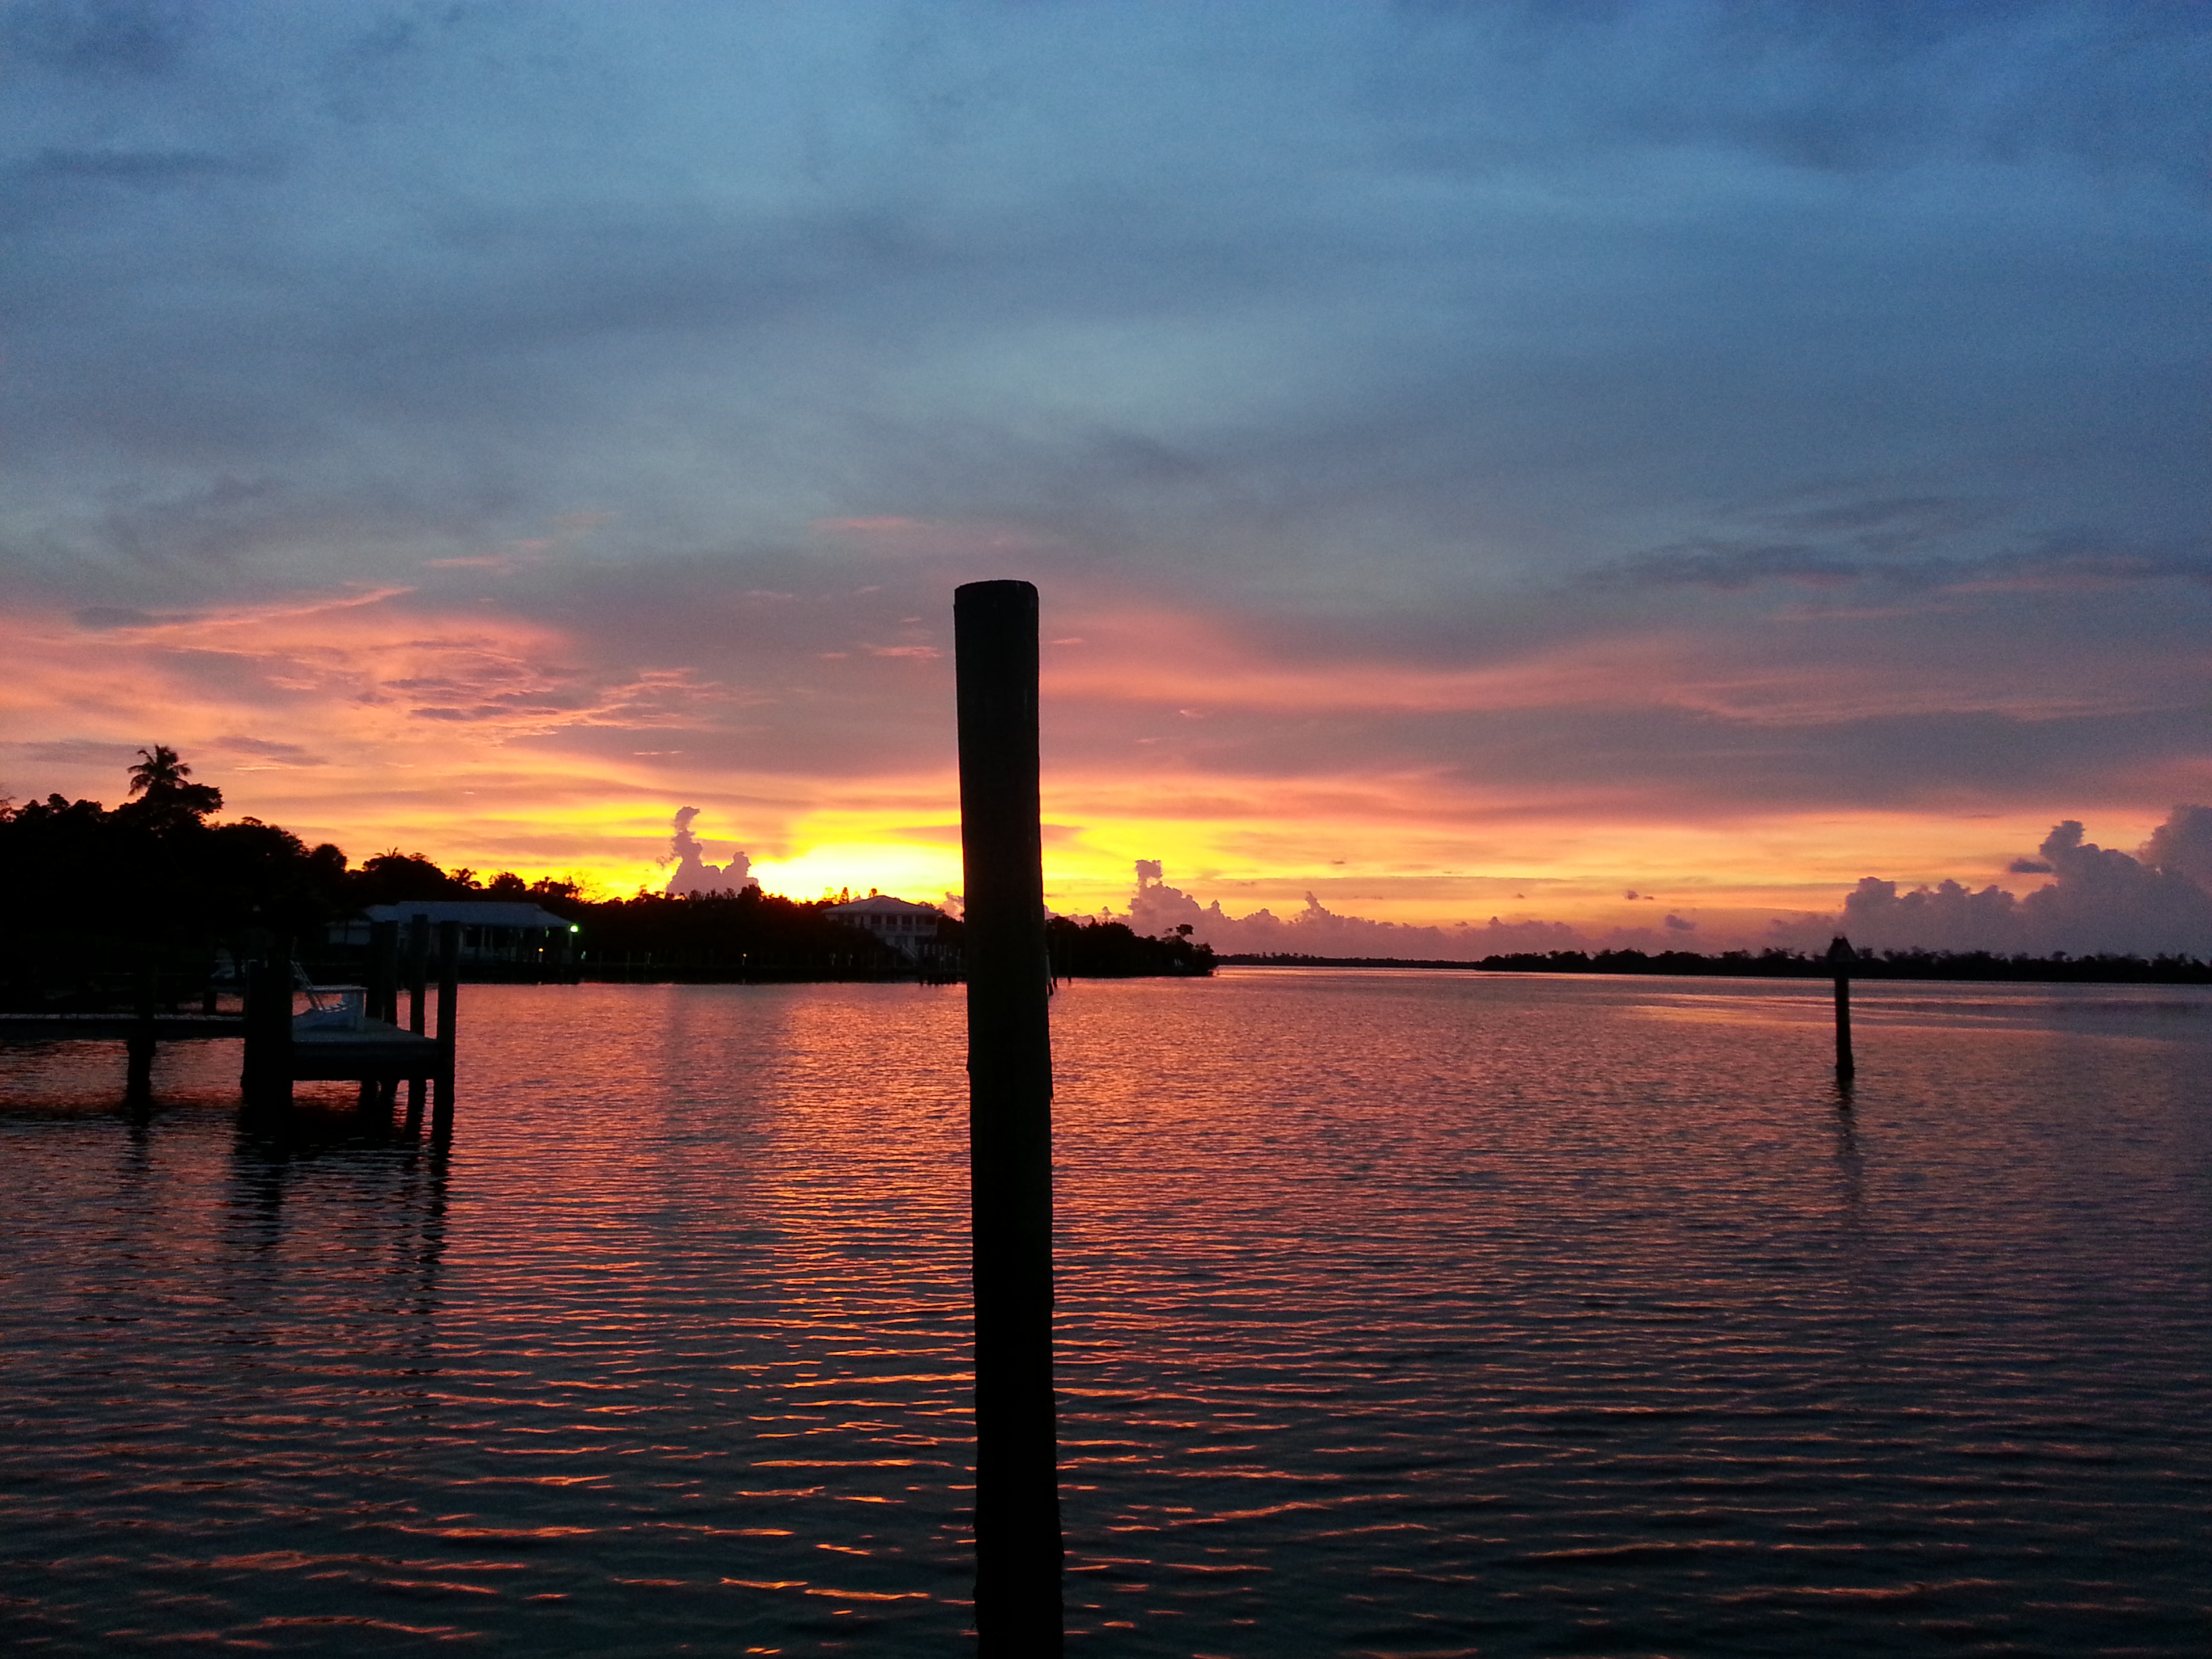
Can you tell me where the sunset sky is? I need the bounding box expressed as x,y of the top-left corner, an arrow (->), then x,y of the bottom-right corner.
5,2 -> 2207,949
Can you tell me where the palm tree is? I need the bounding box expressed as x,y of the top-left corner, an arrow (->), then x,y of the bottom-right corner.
125,745 -> 223,824
129,745 -> 190,797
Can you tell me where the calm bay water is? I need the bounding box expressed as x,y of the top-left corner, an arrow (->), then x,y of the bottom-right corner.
3,970 -> 2209,1656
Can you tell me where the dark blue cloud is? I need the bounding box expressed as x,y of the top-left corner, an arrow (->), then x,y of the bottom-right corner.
1,0 -> 2205,842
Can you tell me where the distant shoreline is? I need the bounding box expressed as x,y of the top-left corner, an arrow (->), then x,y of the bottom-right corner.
1217,949 -> 2212,985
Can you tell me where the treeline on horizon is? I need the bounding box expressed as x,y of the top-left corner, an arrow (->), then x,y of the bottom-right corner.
0,751 -> 1206,1006
1221,947 -> 2212,985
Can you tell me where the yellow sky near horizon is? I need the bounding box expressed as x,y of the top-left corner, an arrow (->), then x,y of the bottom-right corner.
7,583 -> 2190,947
0,599 -> 2095,939
8,3 -> 2209,964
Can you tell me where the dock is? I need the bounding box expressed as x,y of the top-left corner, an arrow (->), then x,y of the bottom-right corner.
0,1012 -> 247,1042
0,918 -> 461,1115
285,1019 -> 445,1082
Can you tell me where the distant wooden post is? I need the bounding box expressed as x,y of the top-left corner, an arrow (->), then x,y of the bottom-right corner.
433,920 -> 460,1122
1827,935 -> 1857,1084
241,941 -> 293,1112
125,958 -> 157,1105
955,578 -> 1063,1654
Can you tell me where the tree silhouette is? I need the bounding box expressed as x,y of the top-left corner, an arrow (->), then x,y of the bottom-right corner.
123,744 -> 224,827
127,745 -> 184,795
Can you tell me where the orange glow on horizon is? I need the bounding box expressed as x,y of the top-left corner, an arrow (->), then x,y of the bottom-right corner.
0,592 -> 2173,941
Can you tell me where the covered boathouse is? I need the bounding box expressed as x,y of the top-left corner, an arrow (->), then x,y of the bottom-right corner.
327,901 -> 579,979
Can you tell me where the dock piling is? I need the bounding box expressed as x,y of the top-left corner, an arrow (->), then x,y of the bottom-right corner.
1827,935 -> 1857,1085
405,914 -> 430,1118
241,940 -> 293,1113
433,920 -> 459,1124
377,919 -> 401,1115
954,577 -> 1063,1654
369,920 -> 399,1027
362,920 -> 401,1116
125,960 -> 157,1105
405,915 -> 430,1035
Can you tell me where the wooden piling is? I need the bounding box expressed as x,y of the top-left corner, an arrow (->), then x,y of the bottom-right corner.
376,921 -> 403,1119
406,916 -> 430,1035
241,941 -> 293,1112
351,922 -> 395,1117
125,960 -> 157,1105
405,914 -> 430,1117
1827,935 -> 1856,1084
369,920 -> 400,1027
433,920 -> 459,1123
954,577 -> 1063,1654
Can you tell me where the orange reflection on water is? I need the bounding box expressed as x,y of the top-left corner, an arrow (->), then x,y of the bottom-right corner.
3,974 -> 2210,1653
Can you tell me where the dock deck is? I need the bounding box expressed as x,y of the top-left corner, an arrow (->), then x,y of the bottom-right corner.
0,1013 -> 446,1080
0,1012 -> 245,1042
289,1018 -> 445,1082
3,918 -> 463,1109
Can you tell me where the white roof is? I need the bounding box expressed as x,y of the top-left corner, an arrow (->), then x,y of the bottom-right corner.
825,895 -> 941,918
362,901 -> 571,930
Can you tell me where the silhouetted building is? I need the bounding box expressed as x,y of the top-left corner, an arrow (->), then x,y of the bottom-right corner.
329,901 -> 579,967
825,895 -> 945,964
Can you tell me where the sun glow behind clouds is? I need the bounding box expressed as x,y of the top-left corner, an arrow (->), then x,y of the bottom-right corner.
1,573 -> 2190,939
748,841 -> 962,905
3,2 -> 2207,951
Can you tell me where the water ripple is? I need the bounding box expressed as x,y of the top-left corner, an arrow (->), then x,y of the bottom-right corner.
3,972 -> 2209,1653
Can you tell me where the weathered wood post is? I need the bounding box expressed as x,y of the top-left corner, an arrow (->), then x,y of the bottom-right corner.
405,914 -> 430,1118
125,958 -> 157,1105
1827,935 -> 1856,1084
405,914 -> 430,1034
955,578 -> 1063,1654
241,939 -> 293,1112
433,920 -> 460,1124
369,920 -> 399,1026
365,920 -> 401,1110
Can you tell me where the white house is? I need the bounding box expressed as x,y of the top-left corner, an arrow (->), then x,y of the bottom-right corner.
824,894 -> 945,964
